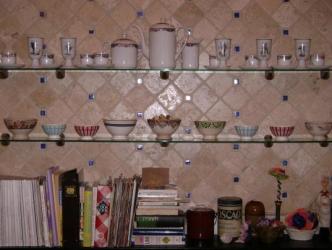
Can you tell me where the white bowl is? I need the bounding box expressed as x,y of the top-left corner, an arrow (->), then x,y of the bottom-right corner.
194,121 -> 226,140
235,125 -> 259,140
103,119 -> 137,140
42,124 -> 66,139
305,121 -> 332,140
286,227 -> 315,241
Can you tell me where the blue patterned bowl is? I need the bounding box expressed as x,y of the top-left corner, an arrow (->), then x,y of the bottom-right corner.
42,124 -> 66,139
235,125 -> 259,140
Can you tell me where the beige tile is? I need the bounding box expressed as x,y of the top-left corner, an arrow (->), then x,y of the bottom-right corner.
144,1 -> 171,25
222,86 -> 250,110
76,102 -> 103,125
205,100 -> 232,121
174,73 -> 202,94
106,101 -> 136,120
192,0 -> 217,13
291,0 -> 319,14
158,84 -> 183,111
77,72 -> 106,93
254,85 -> 281,113
224,0 -> 250,10
143,72 -> 169,94
111,0 -> 137,29
30,86 -> 58,108
174,1 -> 203,28
192,84 -> 218,112
144,101 -> 167,119
95,83 -> 121,116
63,83 -> 88,113
77,0 -> 106,26
255,0 -> 282,15
95,15 -> 122,43
125,85 -> 154,112
110,73 -> 136,96
272,2 -> 300,28
205,0 -> 232,32
173,102 -> 202,127
193,18 -> 218,49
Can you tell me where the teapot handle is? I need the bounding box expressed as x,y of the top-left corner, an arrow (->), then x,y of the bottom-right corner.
175,27 -> 190,61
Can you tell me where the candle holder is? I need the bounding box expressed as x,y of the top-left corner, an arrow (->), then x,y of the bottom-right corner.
215,38 -> 231,68
60,37 -> 76,67
256,39 -> 272,68
28,36 -> 44,67
295,39 -> 311,68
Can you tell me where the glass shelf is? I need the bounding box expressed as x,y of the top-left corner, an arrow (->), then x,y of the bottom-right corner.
0,134 -> 332,147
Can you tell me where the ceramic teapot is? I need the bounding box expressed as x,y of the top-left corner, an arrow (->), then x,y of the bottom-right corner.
133,18 -> 188,69
111,33 -> 138,69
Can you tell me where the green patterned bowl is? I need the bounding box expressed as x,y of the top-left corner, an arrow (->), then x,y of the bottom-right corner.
194,121 -> 226,140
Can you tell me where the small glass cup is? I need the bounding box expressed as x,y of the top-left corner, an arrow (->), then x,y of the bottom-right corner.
209,55 -> 219,68
40,52 -> 54,66
256,39 -> 272,68
1,51 -> 16,65
28,36 -> 44,67
60,37 -> 76,67
277,54 -> 292,67
80,53 -> 94,66
295,39 -> 311,68
310,53 -> 325,66
245,55 -> 259,67
94,52 -> 109,65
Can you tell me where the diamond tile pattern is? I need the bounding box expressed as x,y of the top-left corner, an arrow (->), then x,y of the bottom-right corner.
0,0 -> 331,215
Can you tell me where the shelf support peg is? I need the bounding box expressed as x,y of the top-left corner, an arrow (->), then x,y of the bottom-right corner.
1,133 -> 10,146
320,69 -> 329,80
265,69 -> 274,80
56,69 -> 65,79
264,135 -> 273,148
0,69 -> 9,79
160,70 -> 170,80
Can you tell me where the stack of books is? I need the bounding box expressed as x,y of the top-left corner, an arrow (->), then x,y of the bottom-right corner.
132,187 -> 185,246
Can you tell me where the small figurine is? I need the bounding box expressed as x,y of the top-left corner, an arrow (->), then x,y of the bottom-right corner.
316,176 -> 331,230
234,221 -> 250,243
269,166 -> 289,221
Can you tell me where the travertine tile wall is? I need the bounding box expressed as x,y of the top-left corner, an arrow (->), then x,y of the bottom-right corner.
0,0 -> 332,215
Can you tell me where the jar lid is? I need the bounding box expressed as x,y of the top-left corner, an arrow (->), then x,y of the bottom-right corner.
218,196 -> 242,206
184,29 -> 200,46
188,205 -> 214,212
150,18 -> 175,32
111,33 -> 138,48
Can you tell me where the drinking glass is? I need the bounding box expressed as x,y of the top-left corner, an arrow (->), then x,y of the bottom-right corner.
215,38 -> 231,68
295,39 -> 311,68
256,39 -> 272,68
60,37 -> 76,67
28,37 -> 44,67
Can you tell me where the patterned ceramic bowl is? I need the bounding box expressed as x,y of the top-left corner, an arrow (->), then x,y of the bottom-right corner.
4,118 -> 37,139
270,126 -> 294,141
195,121 -> 226,140
103,119 -> 137,140
235,125 -> 259,140
42,124 -> 66,139
74,125 -> 99,140
147,115 -> 181,140
304,121 -> 332,140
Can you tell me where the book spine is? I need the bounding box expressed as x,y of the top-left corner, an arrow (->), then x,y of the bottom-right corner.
91,186 -> 97,247
83,189 -> 93,247
79,186 -> 85,244
132,229 -> 185,235
135,216 -> 185,228
132,235 -> 185,246
138,201 -> 178,206
40,184 -> 50,247
138,189 -> 177,198
93,185 -> 112,247
46,168 -> 58,246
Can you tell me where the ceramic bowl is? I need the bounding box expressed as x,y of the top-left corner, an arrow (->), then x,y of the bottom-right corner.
270,126 -> 295,141
194,121 -> 226,140
304,121 -> 332,140
42,124 -> 66,139
74,125 -> 99,140
103,119 -> 137,140
286,227 -> 315,241
147,115 -> 181,140
4,118 -> 37,139
235,125 -> 259,140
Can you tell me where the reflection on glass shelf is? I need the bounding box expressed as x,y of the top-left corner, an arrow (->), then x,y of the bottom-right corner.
0,135 -> 331,144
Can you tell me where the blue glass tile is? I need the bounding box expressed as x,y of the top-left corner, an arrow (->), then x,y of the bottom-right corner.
137,112 -> 144,118
234,176 -> 240,182
88,93 -> 95,100
40,76 -> 47,84
39,11 -> 46,17
283,0 -> 289,2
283,29 -> 289,36
88,160 -> 94,167
234,11 -> 240,18
234,45 -> 240,52
233,144 -> 240,150
282,95 -> 288,101
40,143 -> 47,149
40,109 -> 46,117
184,128 -> 192,134
185,192 -> 191,198
88,29 -> 95,35
282,192 -> 288,198
137,10 -> 144,17
282,160 -> 288,166
184,160 -> 191,166
233,111 -> 240,117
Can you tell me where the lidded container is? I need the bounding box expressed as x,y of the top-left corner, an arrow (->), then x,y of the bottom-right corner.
182,28 -> 200,69
218,196 -> 242,238
186,205 -> 215,246
111,33 -> 138,69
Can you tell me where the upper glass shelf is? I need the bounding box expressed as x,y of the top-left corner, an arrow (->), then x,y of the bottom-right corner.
0,66 -> 330,72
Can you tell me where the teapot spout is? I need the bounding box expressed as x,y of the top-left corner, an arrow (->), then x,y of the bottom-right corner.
132,24 -> 149,59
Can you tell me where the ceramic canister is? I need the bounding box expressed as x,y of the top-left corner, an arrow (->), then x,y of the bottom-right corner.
218,196 -> 242,238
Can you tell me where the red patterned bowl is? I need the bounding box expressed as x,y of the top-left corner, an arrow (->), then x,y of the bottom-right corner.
74,125 -> 99,140
4,118 -> 38,139
270,126 -> 294,141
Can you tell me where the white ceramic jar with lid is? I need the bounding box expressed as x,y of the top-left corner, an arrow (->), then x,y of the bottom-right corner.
182,28 -> 200,69
111,33 -> 138,69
